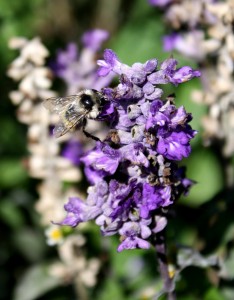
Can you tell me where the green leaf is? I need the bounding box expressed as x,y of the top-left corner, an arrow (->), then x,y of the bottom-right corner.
13,264 -> 61,300
97,279 -> 125,300
0,158 -> 28,188
0,117 -> 26,155
175,79 -> 205,142
222,247 -> 234,278
204,287 -> 227,300
111,0 -> 167,64
0,199 -> 25,228
221,287 -> 234,300
181,148 -> 223,206
12,228 -> 46,262
106,236 -> 155,295
177,248 -> 218,269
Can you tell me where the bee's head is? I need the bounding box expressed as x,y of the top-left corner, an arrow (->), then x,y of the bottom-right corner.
80,89 -> 106,112
80,91 -> 95,111
91,89 -> 107,109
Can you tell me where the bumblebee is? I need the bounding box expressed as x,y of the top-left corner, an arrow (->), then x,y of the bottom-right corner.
43,89 -> 106,138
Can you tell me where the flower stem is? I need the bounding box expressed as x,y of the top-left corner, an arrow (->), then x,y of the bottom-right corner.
153,230 -> 176,300
224,157 -> 234,188
74,276 -> 88,300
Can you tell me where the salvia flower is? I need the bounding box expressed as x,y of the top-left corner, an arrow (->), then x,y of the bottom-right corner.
148,0 -> 173,7
150,0 -> 234,157
51,29 -> 113,95
59,49 -> 199,251
62,139 -> 83,166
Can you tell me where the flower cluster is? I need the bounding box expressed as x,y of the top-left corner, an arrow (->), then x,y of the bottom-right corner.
59,49 -> 200,252
7,37 -> 81,225
149,0 -> 219,61
49,234 -> 100,287
51,29 -> 113,163
150,0 -> 234,157
8,36 -> 103,288
51,29 -> 112,95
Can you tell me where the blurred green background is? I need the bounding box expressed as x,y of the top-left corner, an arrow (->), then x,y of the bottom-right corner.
1,0 -> 233,300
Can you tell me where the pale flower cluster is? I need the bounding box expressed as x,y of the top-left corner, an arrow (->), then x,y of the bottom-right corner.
49,235 -> 100,287
7,37 -> 100,288
8,37 -> 81,182
156,0 -> 234,157
195,2 -> 234,157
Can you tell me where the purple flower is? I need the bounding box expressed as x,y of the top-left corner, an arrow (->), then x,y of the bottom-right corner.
148,58 -> 200,86
81,29 -> 109,52
156,128 -> 196,160
170,66 -> 201,85
59,49 -> 198,251
117,222 -> 151,252
163,34 -> 181,52
59,197 -> 101,227
150,0 -> 218,62
148,0 -> 172,7
120,143 -> 149,167
163,32 -> 205,60
97,49 -> 121,76
51,30 -> 113,94
81,142 -> 121,175
51,43 -> 78,77
62,140 -> 83,165
141,183 -> 172,218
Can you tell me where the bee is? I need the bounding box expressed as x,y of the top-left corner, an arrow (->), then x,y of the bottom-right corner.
43,89 -> 106,139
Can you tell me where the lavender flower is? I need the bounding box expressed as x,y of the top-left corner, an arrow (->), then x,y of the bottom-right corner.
81,29 -> 109,52
62,140 -> 83,166
51,29 -> 113,95
149,0 -> 234,157
163,32 -> 206,61
148,0 -> 172,7
59,49 -> 199,251
150,0 -> 218,60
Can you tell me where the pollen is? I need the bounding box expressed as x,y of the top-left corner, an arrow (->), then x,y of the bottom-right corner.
168,264 -> 176,278
51,228 -> 62,240
45,226 -> 64,246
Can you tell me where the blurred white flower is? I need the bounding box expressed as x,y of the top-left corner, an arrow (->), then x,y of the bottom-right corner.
157,0 -> 234,157
8,36 -> 102,294
45,225 -> 64,246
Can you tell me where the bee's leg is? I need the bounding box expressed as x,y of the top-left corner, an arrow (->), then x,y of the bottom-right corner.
82,120 -> 100,142
83,128 -> 101,141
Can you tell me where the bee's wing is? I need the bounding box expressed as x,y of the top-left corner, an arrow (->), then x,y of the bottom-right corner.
44,94 -> 89,138
53,111 -> 88,138
53,122 -> 70,138
43,95 -> 79,113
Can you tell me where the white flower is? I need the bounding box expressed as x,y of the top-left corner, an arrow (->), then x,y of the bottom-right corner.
45,226 -> 64,246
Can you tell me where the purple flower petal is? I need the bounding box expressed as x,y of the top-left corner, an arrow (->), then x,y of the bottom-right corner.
59,197 -> 98,227
81,142 -> 121,174
144,59 -> 158,73
148,0 -> 172,7
97,49 -> 120,76
156,129 -> 196,160
170,66 -> 201,85
62,140 -> 83,165
117,236 -> 150,252
117,222 -> 151,251
82,29 -> 109,51
120,143 -> 149,167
